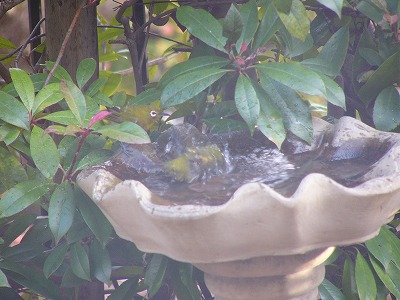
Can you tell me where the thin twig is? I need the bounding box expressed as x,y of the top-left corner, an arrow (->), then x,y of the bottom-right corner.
0,34 -> 45,62
138,0 -> 154,72
15,17 -> 45,68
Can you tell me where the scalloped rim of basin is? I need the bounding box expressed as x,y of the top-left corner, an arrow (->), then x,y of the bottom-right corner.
78,117 -> 400,263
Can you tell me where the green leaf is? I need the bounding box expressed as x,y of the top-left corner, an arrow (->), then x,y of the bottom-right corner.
204,118 -> 247,133
366,226 -> 400,269
43,243 -> 69,278
342,256 -> 358,300
2,214 -> 35,246
144,254 -> 169,297
373,86 -> 400,131
273,0 -> 292,14
76,58 -> 97,89
89,239 -> 111,285
45,61 -> 73,82
60,80 -> 86,125
302,25 -> 349,76
48,182 -> 75,244
75,189 -> 113,247
370,256 -> 400,298
100,72 -> 122,97
86,77 -> 108,97
30,126 -> 60,178
317,73 -> 346,109
234,74 -> 260,132
70,243 -> 91,281
279,28 -> 314,58
0,147 -> 28,195
358,47 -> 383,66
159,56 -> 229,88
0,179 -> 53,218
236,0 -> 259,50
356,0 -> 386,23
74,149 -> 111,172
358,51 -> 400,103
0,91 -> 29,130
95,122 -> 150,144
277,0 -> 310,42
107,278 -> 138,300
127,87 -> 162,106
223,4 -> 243,43
319,279 -> 346,300
253,2 -> 281,50
176,6 -> 228,53
0,270 -> 10,288
256,62 -> 326,96
161,68 -> 228,108
355,252 -> 377,300
259,74 -> 312,143
42,110 -> 80,126
0,124 -> 20,145
0,37 -> 17,49
253,83 -> 286,148
317,0 -> 343,17
32,83 -> 64,115
9,68 -> 35,111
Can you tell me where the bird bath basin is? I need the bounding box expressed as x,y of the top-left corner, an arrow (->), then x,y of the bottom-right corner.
78,117 -> 400,299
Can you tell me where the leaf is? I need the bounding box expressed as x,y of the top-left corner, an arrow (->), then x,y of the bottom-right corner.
42,110 -> 81,126
159,56 -> 230,88
0,36 -> 17,49
100,72 -> 122,97
9,68 -> 35,111
144,254 -> 169,297
279,27 -> 314,58
319,279 -> 346,300
253,2 -> 281,50
0,270 -> 10,288
70,243 -> 91,281
30,126 -> 60,178
43,243 -> 69,278
48,182 -> 76,244
161,68 -> 228,108
358,51 -> 400,103
358,47 -> 383,66
0,179 -> 53,218
2,214 -> 35,246
45,61 -> 73,82
253,83 -> 286,148
0,147 -> 28,195
317,73 -> 346,109
373,86 -> 400,132
342,256 -> 358,300
356,0 -> 386,23
74,149 -> 111,172
60,80 -> 86,125
86,77 -> 108,97
366,226 -> 400,269
302,25 -> 349,76
370,256 -> 400,298
76,58 -> 97,89
259,74 -> 312,143
32,83 -> 64,115
95,122 -> 150,144
0,124 -> 20,145
317,0 -> 343,17
88,110 -> 113,128
176,6 -> 228,53
127,87 -> 162,106
256,62 -> 326,96
277,0 -> 310,42
89,239 -> 111,285
234,74 -> 260,132
223,4 -> 243,43
0,91 -> 30,130
107,278 -> 138,300
204,118 -> 247,133
236,0 -> 259,50
355,251 -> 377,300
75,189 -> 113,247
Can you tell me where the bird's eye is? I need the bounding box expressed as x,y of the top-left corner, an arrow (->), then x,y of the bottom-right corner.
150,110 -> 158,118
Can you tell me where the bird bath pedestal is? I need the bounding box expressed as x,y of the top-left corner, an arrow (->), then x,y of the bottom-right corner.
78,117 -> 400,300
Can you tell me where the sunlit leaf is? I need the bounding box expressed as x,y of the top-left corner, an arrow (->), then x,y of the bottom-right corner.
319,279 -> 346,300
0,147 -> 27,195
45,61 -> 73,82
342,256 -> 358,300
253,2 -> 281,50
60,80 -> 86,125
95,122 -> 150,144
317,0 -> 343,17
277,0 -> 310,42
370,256 -> 400,298
0,270 -> 10,288
355,251 -> 377,300
32,83 -> 64,115
74,149 -> 111,172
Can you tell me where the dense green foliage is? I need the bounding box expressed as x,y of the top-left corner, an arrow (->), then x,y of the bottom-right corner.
0,0 -> 399,299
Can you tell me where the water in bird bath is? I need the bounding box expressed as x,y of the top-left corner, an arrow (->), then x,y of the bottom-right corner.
97,124 -> 392,205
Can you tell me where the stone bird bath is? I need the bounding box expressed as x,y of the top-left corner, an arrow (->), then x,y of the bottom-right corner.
78,117 -> 400,299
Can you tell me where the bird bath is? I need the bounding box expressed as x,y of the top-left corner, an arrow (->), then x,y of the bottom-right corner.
78,117 -> 400,300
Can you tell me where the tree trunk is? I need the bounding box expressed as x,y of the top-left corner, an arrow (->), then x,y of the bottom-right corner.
44,0 -> 98,85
